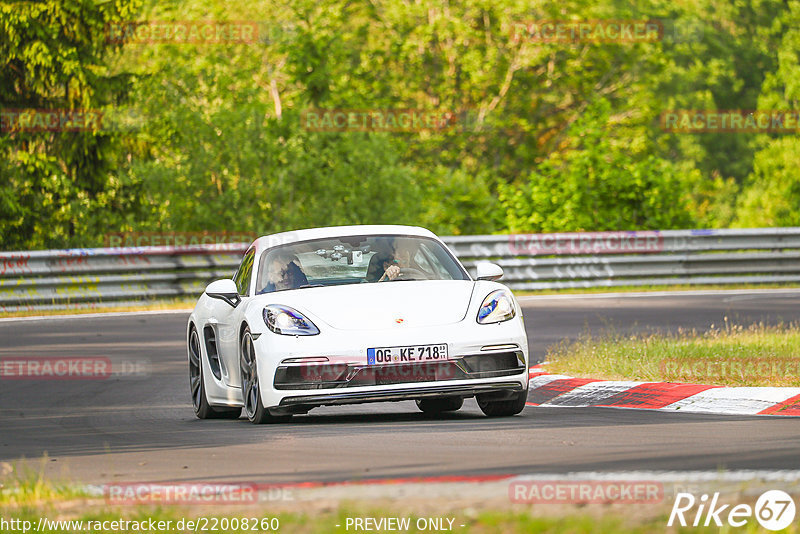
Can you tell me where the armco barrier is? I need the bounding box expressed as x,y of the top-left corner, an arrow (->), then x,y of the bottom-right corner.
2,228 -> 800,311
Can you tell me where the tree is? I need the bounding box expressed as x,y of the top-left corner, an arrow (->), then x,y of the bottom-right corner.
735,1 -> 800,228
0,0 -> 142,249
499,99 -> 696,232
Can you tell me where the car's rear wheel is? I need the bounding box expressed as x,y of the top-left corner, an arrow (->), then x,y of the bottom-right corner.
189,327 -> 241,419
415,397 -> 463,413
477,389 -> 528,417
240,327 -> 291,424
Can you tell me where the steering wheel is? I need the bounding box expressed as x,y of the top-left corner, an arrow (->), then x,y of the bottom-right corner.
382,267 -> 427,281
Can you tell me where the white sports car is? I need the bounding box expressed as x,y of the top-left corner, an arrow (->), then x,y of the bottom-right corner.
187,225 -> 529,423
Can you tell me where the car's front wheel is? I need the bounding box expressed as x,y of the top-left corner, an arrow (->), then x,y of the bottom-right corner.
240,327 -> 291,424
415,397 -> 464,413
476,389 -> 528,417
189,327 -> 241,420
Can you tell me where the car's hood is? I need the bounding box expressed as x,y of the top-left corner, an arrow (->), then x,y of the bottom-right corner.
256,280 -> 476,330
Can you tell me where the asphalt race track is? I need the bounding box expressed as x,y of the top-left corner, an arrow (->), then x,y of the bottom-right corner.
2,289 -> 800,485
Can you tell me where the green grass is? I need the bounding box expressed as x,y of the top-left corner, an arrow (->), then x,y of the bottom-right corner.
0,494 -> 692,534
0,473 -> 656,534
0,460 -> 88,506
0,505 -> 655,534
545,322 -> 800,387
3,467 -> 797,532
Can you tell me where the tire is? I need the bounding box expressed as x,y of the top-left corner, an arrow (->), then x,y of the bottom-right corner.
189,327 -> 241,420
240,327 -> 291,424
477,389 -> 528,417
416,397 -> 464,413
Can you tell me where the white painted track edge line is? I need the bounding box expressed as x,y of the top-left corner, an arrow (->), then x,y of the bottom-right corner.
0,308 -> 194,323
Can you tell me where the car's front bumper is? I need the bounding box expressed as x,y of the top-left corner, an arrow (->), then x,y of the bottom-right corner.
273,349 -> 526,389
252,317 -> 529,411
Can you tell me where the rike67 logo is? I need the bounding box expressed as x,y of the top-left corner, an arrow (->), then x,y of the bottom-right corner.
668,490 -> 796,530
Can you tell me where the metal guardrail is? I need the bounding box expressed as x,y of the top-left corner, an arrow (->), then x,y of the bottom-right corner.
2,228 -> 800,311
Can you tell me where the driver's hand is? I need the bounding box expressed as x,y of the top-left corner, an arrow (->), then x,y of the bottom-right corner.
385,264 -> 401,280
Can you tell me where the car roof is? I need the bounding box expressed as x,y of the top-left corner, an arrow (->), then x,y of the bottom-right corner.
251,225 -> 438,251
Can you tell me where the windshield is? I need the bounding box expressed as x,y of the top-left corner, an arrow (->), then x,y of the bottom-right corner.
255,235 -> 469,294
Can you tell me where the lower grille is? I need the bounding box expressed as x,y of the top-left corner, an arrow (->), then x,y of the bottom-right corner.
273,351 -> 525,390
279,381 -> 525,407
372,363 -> 451,385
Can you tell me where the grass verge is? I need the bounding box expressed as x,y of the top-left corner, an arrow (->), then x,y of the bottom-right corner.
4,466 -> 799,532
545,322 -> 800,387
0,473 -> 674,534
0,506 -> 656,534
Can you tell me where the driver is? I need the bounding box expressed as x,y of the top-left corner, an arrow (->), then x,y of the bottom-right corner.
378,239 -> 421,281
260,250 -> 308,293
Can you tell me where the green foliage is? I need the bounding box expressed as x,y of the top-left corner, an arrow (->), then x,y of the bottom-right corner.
0,0 -> 142,249
735,2 -> 800,228
419,167 -> 500,236
735,137 -> 800,227
499,100 -> 695,232
2,0 -> 800,251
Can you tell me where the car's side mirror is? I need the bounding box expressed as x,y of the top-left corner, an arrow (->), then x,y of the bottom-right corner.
205,279 -> 241,308
475,262 -> 504,281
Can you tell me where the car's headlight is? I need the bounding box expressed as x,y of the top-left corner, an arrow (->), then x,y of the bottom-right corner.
477,290 -> 516,324
263,305 -> 320,336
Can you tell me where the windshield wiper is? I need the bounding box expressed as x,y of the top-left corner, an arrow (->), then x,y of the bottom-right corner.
295,284 -> 325,289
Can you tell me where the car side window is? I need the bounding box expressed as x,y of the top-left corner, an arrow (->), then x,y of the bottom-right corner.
232,248 -> 255,296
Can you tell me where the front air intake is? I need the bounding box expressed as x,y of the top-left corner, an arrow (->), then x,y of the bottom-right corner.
203,325 -> 223,380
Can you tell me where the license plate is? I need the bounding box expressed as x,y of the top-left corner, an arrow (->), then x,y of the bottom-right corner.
367,344 -> 448,365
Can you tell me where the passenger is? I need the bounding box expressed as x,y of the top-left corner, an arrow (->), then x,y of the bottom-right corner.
260,251 -> 308,292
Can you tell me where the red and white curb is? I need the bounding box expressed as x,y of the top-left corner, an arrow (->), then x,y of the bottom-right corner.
526,367 -> 800,416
